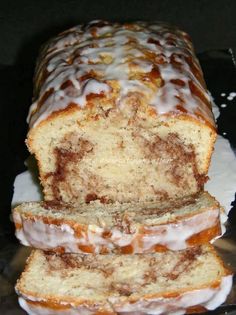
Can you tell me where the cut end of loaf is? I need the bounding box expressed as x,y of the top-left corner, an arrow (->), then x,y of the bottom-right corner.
15,20 -> 229,315
27,107 -> 216,205
26,21 -> 217,206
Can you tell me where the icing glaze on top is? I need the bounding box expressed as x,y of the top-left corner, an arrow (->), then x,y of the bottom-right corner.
13,207 -> 220,254
27,20 -> 215,128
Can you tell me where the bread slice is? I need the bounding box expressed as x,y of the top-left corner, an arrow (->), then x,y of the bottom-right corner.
13,192 -> 221,254
26,21 -> 216,205
16,245 -> 232,315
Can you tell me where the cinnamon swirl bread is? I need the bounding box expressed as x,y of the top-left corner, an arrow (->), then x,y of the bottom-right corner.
13,192 -> 221,254
27,21 -> 216,205
16,245 -> 232,315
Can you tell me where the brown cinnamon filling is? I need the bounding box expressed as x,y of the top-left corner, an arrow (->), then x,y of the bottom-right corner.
45,134 -> 93,202
45,252 -> 115,277
137,133 -> 207,190
45,131 -> 206,205
141,247 -> 203,284
42,200 -> 64,210
163,246 -> 203,281
85,193 -> 110,204
110,283 -> 134,296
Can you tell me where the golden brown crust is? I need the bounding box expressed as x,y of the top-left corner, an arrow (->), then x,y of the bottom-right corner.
187,223 -> 221,246
186,305 -> 207,314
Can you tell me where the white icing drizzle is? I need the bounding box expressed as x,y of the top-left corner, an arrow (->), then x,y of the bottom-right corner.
18,275 -> 233,315
141,209 -> 219,251
28,21 -> 214,128
204,275 -> 233,310
13,208 -> 219,253
111,275 -> 233,315
18,297 -> 97,315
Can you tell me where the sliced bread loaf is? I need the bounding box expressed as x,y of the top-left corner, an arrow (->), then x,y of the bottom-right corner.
27,21 -> 216,206
16,245 -> 232,315
13,192 -> 221,254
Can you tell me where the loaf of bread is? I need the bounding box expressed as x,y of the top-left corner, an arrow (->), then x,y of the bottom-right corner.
27,21 -> 216,205
13,192 -> 221,254
16,245 -> 232,315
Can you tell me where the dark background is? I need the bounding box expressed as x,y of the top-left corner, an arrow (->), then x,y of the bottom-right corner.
1,0 -> 236,65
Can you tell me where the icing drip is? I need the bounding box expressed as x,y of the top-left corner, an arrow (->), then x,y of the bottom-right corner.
18,275 -> 233,315
112,275 -> 233,315
28,21 -> 214,127
13,208 -> 219,254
